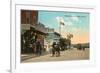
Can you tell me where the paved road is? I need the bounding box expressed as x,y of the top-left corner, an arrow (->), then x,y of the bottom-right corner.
21,48 -> 89,63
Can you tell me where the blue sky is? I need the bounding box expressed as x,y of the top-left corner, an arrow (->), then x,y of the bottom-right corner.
38,11 -> 89,33
38,11 -> 89,43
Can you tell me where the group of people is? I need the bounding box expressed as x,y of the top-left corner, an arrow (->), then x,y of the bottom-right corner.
51,42 -> 61,57
21,31 -> 63,57
21,30 -> 47,56
32,41 -> 43,56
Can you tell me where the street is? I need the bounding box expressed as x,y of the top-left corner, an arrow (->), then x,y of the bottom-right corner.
21,48 -> 89,63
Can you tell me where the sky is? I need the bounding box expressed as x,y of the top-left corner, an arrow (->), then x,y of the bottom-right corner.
38,10 -> 89,44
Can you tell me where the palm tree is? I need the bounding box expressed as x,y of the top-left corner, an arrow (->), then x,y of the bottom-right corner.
66,33 -> 73,49
67,33 -> 73,39
59,38 -> 67,51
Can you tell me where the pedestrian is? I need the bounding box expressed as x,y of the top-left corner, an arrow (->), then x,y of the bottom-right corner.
32,42 -> 36,55
55,42 -> 60,57
51,42 -> 56,57
36,41 -> 42,56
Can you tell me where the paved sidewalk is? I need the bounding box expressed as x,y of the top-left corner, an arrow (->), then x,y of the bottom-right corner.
21,52 -> 49,61
21,54 -> 35,61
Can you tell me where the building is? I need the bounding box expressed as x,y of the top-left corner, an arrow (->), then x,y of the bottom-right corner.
21,10 -> 38,32
21,10 -> 47,53
44,28 -> 61,51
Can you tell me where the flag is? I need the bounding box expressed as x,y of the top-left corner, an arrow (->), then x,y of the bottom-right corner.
60,21 -> 65,25
59,17 -> 65,25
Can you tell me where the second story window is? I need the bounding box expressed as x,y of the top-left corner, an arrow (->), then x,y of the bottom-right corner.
26,11 -> 31,24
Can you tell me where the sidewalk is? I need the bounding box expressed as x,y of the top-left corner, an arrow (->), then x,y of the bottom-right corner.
21,54 -> 35,61
21,52 -> 49,61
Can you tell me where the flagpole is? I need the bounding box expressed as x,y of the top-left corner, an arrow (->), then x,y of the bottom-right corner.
59,22 -> 61,36
56,16 -> 64,36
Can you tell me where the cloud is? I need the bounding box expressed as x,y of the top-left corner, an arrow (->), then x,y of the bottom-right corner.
64,21 -> 73,26
71,17 -> 78,21
56,16 -> 73,26
60,17 -> 64,23
70,15 -> 79,22
56,16 -> 79,26
56,16 -> 65,23
56,16 -> 60,22
65,15 -> 79,22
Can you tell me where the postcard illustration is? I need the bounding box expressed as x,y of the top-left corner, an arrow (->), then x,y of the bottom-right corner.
21,10 -> 89,63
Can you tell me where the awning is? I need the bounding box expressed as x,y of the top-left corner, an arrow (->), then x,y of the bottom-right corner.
30,24 -> 47,35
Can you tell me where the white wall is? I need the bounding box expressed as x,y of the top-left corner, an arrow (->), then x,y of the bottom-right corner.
0,0 -> 100,73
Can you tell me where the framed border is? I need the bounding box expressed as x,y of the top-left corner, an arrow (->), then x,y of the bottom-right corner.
11,1 -> 96,73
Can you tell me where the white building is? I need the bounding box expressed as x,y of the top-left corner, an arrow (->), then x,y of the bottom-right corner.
44,28 -> 61,52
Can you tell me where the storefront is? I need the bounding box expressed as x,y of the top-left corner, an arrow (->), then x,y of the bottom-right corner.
21,10 -> 47,54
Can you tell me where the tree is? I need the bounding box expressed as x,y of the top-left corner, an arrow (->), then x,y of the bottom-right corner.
67,33 -> 73,39
59,38 -> 67,51
59,33 -> 73,50
66,33 -> 73,49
